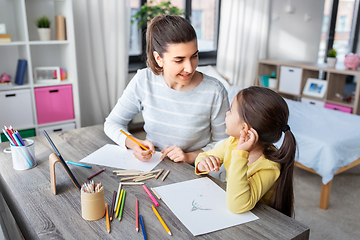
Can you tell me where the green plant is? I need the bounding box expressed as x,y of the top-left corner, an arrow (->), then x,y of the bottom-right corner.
131,1 -> 184,29
327,48 -> 337,58
36,15 -> 51,28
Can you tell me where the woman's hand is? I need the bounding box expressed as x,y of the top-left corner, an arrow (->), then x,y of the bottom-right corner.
126,138 -> 155,162
197,155 -> 221,173
161,145 -> 188,163
236,128 -> 259,152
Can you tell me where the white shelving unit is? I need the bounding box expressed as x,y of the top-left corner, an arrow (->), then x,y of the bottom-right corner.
0,0 -> 80,140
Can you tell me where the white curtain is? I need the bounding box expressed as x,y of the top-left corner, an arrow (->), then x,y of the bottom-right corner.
72,0 -> 130,127
216,0 -> 270,88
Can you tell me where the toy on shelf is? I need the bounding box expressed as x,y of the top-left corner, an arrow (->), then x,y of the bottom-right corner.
344,53 -> 360,70
54,68 -> 66,80
0,73 -> 11,83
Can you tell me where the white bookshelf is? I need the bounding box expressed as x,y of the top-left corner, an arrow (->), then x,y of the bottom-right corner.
0,0 -> 80,140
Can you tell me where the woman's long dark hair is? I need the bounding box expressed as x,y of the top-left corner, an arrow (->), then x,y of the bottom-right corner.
236,86 -> 296,217
146,15 -> 197,75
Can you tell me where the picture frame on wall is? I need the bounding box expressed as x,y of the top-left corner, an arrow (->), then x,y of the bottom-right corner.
34,67 -> 61,84
302,78 -> 328,98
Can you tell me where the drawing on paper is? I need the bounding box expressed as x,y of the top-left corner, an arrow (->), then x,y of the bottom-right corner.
191,199 -> 211,211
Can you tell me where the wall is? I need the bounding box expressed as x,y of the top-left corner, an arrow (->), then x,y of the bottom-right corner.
268,0 -> 325,62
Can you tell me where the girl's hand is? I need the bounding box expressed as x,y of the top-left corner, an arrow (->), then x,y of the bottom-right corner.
132,140 -> 155,162
197,155 -> 221,173
161,145 -> 188,163
236,128 -> 259,152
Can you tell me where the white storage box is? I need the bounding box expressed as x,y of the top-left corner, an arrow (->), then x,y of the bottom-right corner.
37,122 -> 76,136
301,97 -> 325,107
278,66 -> 303,95
0,89 -> 34,129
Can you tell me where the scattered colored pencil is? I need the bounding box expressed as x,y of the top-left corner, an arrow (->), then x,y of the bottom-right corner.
114,183 -> 122,213
66,161 -> 91,168
115,189 -> 124,218
151,205 -> 171,235
119,190 -> 126,221
105,203 -> 110,233
110,190 -> 117,221
135,199 -> 139,232
155,169 -> 164,179
120,130 -> 149,151
87,168 -> 105,180
139,215 -> 147,240
143,184 -> 159,207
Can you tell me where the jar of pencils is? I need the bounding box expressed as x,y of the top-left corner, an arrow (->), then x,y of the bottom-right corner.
10,139 -> 37,170
81,181 -> 105,221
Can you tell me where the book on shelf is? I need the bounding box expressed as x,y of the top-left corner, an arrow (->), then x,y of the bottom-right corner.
15,59 -> 27,85
0,34 -> 11,43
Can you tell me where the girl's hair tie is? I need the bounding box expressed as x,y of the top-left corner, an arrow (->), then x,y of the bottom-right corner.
281,125 -> 290,133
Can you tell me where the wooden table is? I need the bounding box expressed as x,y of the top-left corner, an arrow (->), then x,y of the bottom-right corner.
0,125 -> 309,239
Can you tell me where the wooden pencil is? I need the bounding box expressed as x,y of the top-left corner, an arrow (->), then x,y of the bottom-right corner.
121,176 -> 140,181
150,187 -> 161,200
121,182 -> 144,185
117,172 -> 143,176
151,205 -> 171,235
133,173 -> 152,180
161,170 -> 170,181
134,175 -> 155,182
155,169 -> 164,179
140,169 -> 163,175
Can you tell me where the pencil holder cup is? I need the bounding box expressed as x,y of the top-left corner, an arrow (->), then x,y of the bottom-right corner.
10,139 -> 37,170
81,187 -> 105,221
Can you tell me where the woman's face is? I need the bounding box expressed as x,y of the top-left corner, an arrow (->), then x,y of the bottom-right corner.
154,39 -> 199,90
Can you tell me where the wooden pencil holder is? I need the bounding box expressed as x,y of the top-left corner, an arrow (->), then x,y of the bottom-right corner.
81,188 -> 105,221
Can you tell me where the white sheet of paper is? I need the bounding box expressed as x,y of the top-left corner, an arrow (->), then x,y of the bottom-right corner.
79,144 -> 162,172
154,177 -> 258,236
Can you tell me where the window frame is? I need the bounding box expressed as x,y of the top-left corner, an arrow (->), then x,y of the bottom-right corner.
129,0 -> 221,71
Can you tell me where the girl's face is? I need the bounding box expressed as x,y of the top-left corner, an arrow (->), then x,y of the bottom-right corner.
225,98 -> 244,139
154,39 -> 199,91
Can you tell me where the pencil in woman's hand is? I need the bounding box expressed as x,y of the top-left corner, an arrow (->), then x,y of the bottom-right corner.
120,130 -> 149,151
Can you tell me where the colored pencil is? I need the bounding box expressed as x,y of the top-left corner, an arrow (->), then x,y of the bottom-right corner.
66,161 -> 92,168
14,131 -> 25,146
105,203 -> 110,233
143,185 -> 159,207
155,169 -> 164,179
121,176 -> 140,181
114,183 -> 122,212
161,170 -> 170,181
135,199 -> 139,232
120,130 -> 149,151
110,190 -> 117,221
140,169 -> 163,175
150,187 -> 161,200
139,215 -> 147,240
3,126 -> 17,146
119,190 -> 126,220
151,205 -> 171,235
87,168 -> 105,180
2,129 -> 15,146
115,189 -> 124,218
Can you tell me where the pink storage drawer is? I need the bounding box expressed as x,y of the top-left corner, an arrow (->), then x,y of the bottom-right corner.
34,85 -> 74,124
324,103 -> 352,114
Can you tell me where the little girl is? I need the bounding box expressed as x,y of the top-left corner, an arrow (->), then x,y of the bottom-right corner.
195,86 -> 296,217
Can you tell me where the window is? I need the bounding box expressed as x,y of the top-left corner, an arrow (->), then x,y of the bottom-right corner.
318,0 -> 359,64
129,0 -> 220,69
